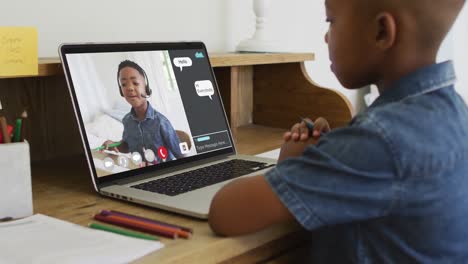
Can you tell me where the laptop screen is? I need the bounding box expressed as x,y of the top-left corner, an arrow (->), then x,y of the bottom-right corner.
60,42 -> 234,183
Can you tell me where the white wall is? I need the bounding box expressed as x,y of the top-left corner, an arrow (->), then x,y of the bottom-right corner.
2,0 -> 465,112
2,0 -> 363,114
445,3 -> 468,103
435,3 -> 468,103
0,0 -> 227,56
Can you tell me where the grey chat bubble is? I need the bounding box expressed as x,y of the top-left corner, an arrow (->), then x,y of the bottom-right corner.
173,57 -> 193,71
194,80 -> 214,100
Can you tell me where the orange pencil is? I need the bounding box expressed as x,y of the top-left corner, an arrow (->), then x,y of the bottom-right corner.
108,210 -> 193,233
100,213 -> 192,239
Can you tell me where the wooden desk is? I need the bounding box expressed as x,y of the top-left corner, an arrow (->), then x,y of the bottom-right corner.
0,53 -> 352,162
32,126 -> 309,264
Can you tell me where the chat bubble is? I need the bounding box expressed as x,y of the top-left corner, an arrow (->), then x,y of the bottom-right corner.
173,57 -> 192,71
195,80 -> 214,100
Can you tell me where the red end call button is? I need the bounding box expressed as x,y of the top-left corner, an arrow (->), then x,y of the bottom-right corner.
157,146 -> 168,160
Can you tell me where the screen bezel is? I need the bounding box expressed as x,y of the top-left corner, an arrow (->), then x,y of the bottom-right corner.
59,42 -> 236,188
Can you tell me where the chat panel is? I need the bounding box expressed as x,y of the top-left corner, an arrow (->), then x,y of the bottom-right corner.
168,50 -> 232,149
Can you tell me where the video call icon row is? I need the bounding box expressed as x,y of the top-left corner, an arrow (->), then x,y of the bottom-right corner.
102,143 -> 190,171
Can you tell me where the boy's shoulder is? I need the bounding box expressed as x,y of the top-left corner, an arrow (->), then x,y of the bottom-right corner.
362,84 -> 468,135
153,110 -> 170,122
352,87 -> 468,172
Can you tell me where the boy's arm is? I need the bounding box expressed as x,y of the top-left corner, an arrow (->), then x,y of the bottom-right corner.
209,114 -> 326,236
208,140 -> 313,236
208,174 -> 294,236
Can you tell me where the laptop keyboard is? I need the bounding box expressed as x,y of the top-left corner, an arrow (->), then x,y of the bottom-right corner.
131,159 -> 274,196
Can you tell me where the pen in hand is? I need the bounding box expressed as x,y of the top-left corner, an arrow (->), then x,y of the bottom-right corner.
300,117 -> 326,138
283,117 -> 329,142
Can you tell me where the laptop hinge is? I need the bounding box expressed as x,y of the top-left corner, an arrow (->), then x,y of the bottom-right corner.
102,153 -> 233,187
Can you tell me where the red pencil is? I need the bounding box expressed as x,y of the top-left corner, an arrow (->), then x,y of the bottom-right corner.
94,214 -> 178,239
0,117 -> 10,143
103,213 -> 192,239
106,210 -> 193,233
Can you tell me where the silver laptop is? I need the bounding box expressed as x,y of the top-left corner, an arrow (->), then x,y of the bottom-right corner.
59,42 -> 276,219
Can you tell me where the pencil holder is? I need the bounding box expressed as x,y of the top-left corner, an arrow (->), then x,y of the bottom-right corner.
0,140 -> 33,219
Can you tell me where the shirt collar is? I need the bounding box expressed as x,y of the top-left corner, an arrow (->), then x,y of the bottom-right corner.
370,61 -> 456,108
130,101 -> 155,121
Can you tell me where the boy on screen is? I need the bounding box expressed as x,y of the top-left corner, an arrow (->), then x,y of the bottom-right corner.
101,60 -> 183,164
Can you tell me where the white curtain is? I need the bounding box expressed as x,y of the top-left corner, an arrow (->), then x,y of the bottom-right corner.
66,51 -> 192,135
67,54 -> 113,123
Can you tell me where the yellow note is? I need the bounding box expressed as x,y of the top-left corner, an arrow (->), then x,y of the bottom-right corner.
0,27 -> 38,77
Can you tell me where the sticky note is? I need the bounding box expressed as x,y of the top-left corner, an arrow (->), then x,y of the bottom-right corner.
0,27 -> 38,77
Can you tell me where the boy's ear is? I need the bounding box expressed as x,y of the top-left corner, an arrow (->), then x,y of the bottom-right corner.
374,12 -> 397,50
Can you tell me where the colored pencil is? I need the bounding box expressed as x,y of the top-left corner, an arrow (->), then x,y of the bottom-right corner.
12,118 -> 22,142
97,212 -> 191,239
94,213 -> 178,239
19,110 -> 27,142
106,210 -> 193,233
0,116 -> 10,143
89,222 -> 159,241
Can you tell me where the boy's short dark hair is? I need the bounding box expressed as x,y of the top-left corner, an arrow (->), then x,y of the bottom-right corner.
117,60 -> 151,97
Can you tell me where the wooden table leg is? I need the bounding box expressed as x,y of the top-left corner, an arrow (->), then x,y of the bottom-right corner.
229,66 -> 254,134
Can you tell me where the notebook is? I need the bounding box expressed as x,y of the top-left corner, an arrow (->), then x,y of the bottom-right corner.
0,214 -> 163,264
59,42 -> 276,219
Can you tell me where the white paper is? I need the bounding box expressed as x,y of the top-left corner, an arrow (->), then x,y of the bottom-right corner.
0,214 -> 164,264
255,148 -> 280,160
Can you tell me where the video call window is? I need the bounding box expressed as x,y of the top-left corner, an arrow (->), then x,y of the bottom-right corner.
67,51 -> 196,177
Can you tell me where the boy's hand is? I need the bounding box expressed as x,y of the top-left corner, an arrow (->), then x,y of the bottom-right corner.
278,139 -> 311,163
283,117 -> 331,142
100,140 -> 120,153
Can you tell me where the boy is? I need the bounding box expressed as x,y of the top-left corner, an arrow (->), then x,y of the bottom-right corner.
101,60 -> 183,163
209,0 -> 468,262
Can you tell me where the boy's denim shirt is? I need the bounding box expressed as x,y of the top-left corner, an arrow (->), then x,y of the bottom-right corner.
265,61 -> 468,263
122,102 -> 183,162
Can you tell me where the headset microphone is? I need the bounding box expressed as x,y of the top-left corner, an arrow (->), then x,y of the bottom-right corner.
140,93 -> 150,98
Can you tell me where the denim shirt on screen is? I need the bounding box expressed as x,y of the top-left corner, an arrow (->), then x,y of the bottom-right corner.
122,102 -> 182,163
265,61 -> 468,263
